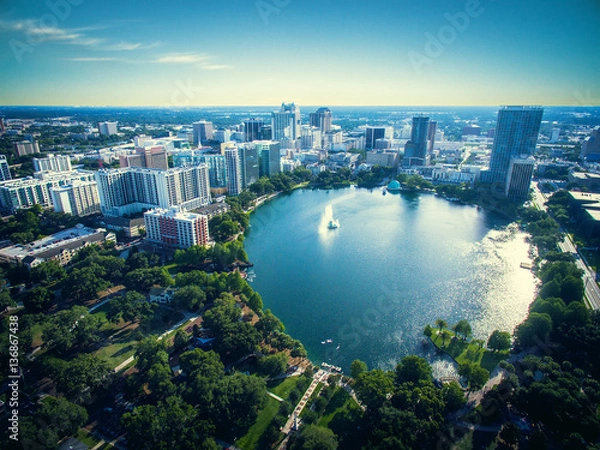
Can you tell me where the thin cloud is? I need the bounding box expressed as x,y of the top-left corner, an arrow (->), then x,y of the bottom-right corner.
153,53 -> 211,64
201,64 -> 233,70
65,57 -> 120,62
105,41 -> 161,51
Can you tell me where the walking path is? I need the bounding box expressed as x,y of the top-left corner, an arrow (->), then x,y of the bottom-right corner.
281,369 -> 328,435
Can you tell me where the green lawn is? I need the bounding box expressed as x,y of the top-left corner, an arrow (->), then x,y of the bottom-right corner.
431,332 -> 509,373
236,397 -> 281,450
77,429 -> 102,447
92,308 -> 183,369
268,376 -> 303,399
236,377 -> 304,450
318,388 -> 353,428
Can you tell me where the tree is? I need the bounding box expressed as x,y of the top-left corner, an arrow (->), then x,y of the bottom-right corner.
47,354 -> 111,401
258,352 -> 288,377
43,305 -> 104,353
30,260 -> 66,285
516,312 -> 553,348
135,336 -> 168,372
351,359 -> 368,379
290,424 -> 338,450
180,349 -> 224,379
121,396 -> 218,450
21,396 -> 88,449
442,381 -> 466,413
0,288 -> 15,311
106,291 -> 155,324
458,363 -> 489,390
487,330 -> 512,352
62,266 -> 110,302
213,372 -> 267,430
172,285 -> 206,312
452,319 -> 472,341
499,422 -> 521,448
24,286 -> 55,313
440,329 -> 452,347
173,329 -> 189,350
354,369 -> 395,409
124,267 -> 173,292
423,324 -> 433,338
395,355 -> 432,384
435,318 -> 447,335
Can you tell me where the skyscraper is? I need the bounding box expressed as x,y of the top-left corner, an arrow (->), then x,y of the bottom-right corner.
0,155 -> 11,181
95,166 -> 211,217
193,121 -> 214,146
51,180 -> 101,216
488,106 -> 543,189
272,103 -> 301,141
309,107 -> 332,133
255,140 -> 281,177
243,118 -> 264,142
427,120 -> 437,153
240,144 -> 260,188
224,146 -> 242,196
402,116 -> 429,167
365,127 -> 386,151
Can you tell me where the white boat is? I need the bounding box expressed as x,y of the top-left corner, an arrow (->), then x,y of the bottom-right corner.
328,219 -> 339,229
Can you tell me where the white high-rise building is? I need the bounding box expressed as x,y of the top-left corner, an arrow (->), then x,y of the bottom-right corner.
33,154 -> 72,173
272,102 -> 301,141
51,180 -> 100,216
144,208 -> 210,248
98,121 -> 118,136
224,146 -> 242,196
95,165 -> 211,217
0,171 -> 96,213
0,155 -> 11,181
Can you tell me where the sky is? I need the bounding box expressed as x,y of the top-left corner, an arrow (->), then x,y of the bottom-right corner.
0,0 -> 599,107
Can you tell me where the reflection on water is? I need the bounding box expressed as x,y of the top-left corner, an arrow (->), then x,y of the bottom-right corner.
245,188 -> 537,374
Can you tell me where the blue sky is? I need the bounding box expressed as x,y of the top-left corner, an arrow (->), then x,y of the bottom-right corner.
0,0 -> 599,106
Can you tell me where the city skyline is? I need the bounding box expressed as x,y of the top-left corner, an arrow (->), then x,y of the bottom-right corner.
1,0 -> 599,107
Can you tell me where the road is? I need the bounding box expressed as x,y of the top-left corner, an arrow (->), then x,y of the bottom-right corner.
532,184 -> 600,310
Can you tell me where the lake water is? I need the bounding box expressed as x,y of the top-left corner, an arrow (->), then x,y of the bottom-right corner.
244,187 -> 537,375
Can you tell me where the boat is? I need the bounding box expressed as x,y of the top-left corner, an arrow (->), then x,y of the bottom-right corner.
328,219 -> 339,229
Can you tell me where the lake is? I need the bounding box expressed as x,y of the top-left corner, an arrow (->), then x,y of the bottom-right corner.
244,187 -> 536,375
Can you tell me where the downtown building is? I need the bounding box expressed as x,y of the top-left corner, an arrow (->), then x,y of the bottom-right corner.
95,165 -> 211,217
51,180 -> 101,217
0,155 -> 11,181
0,171 -> 97,213
98,121 -> 118,136
272,102 -> 301,142
486,106 -> 543,198
243,119 -> 264,142
403,116 -> 430,167
33,154 -> 72,173
255,140 -> 281,177
309,107 -> 332,133
144,207 -> 210,248
193,121 -> 214,146
239,143 -> 260,188
14,140 -> 40,157
120,145 -> 169,170
224,146 -> 242,196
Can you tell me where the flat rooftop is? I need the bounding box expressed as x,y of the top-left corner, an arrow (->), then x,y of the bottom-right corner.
0,225 -> 102,261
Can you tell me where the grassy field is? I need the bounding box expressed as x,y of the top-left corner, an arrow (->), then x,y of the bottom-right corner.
431,332 -> 508,373
236,377 -> 304,450
91,305 -> 183,369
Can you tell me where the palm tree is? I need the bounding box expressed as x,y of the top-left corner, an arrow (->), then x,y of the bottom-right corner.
441,330 -> 452,348
435,319 -> 448,336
